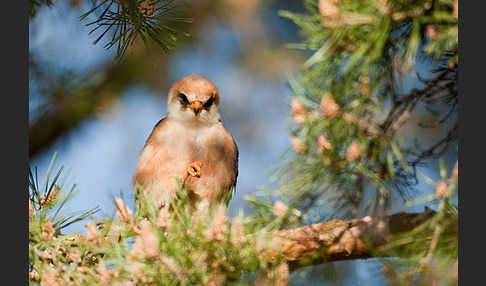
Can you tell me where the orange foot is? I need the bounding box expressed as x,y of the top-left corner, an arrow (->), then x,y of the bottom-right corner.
187,161 -> 203,178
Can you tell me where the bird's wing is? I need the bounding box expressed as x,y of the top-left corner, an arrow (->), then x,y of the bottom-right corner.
142,117 -> 167,149
133,117 -> 167,188
219,121 -> 239,206
232,138 -> 239,188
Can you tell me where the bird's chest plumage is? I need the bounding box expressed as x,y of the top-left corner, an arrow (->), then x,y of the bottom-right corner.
161,123 -> 214,164
134,119 -> 237,206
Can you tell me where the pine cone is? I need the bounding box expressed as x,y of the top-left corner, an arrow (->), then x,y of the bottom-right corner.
435,181 -> 449,199
318,0 -> 341,27
290,99 -> 309,124
320,94 -> 340,118
453,0 -> 458,19
426,25 -> 438,39
273,201 -> 288,217
346,141 -> 361,162
360,77 -> 370,96
291,136 -> 306,153
139,0 -> 155,18
317,134 -> 332,153
452,161 -> 458,178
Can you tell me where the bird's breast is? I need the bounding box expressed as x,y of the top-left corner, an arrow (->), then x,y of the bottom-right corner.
134,119 -> 236,206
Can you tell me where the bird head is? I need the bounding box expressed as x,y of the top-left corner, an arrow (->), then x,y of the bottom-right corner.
167,74 -> 221,124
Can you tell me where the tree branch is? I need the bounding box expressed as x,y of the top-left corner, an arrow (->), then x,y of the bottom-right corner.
258,211 -> 438,272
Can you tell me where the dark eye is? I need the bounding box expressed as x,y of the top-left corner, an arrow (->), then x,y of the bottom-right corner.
178,93 -> 189,106
203,96 -> 215,110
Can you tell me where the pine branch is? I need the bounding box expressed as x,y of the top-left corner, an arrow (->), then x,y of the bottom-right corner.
380,65 -> 457,136
258,211 -> 442,272
80,0 -> 191,61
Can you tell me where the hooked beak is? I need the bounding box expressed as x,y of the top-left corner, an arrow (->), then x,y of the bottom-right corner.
190,101 -> 203,115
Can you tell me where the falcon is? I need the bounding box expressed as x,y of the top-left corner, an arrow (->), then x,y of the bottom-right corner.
133,74 -> 238,208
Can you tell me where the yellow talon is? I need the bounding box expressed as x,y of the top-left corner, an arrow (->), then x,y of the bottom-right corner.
187,161 -> 203,178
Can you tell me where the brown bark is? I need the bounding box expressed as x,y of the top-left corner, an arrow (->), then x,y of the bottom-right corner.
257,211 -> 436,272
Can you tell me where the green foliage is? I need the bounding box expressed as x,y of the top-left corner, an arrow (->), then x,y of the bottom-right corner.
378,162 -> 458,285
29,0 -> 191,61
277,0 -> 458,219
273,0 -> 458,283
80,0 -> 192,61
29,159 -> 292,285
29,153 -> 100,234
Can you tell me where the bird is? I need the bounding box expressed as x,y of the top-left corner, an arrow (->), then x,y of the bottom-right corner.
133,74 -> 238,209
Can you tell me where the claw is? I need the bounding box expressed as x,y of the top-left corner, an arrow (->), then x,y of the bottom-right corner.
187,161 -> 203,178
